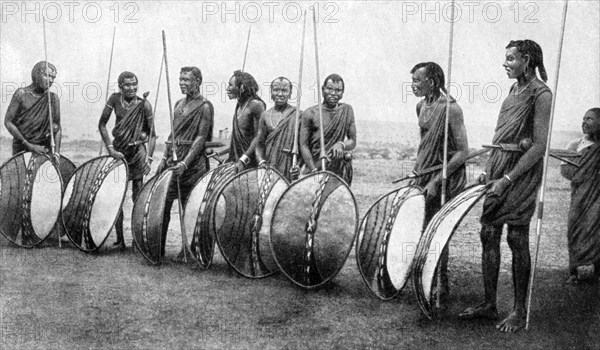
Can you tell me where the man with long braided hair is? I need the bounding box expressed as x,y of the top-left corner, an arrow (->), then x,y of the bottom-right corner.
225,70 -> 266,172
410,62 -> 469,302
459,39 -> 552,333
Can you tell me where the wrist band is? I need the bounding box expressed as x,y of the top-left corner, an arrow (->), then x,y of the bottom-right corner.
258,160 -> 266,166
240,154 -> 250,165
504,174 -> 512,183
147,157 -> 153,162
180,161 -> 188,170
339,141 -> 345,150
107,145 -> 114,149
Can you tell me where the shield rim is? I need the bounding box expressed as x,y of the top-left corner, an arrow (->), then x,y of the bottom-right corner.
212,165 -> 290,279
412,184 -> 486,319
132,169 -> 174,265
0,152 -> 64,248
356,184 -> 423,300
269,170 -> 359,289
62,155 -> 129,253
183,162 -> 236,268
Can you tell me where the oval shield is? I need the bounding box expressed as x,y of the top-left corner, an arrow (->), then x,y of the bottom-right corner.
132,170 -> 174,265
183,163 -> 236,268
0,152 -> 63,247
62,156 -> 128,252
270,171 -> 358,288
213,167 -> 290,278
356,186 -> 425,300
412,185 -> 486,319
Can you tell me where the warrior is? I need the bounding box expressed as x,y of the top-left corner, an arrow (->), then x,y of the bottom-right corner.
459,40 -> 552,333
4,61 -> 61,157
410,62 -> 469,300
225,70 -> 266,172
299,73 -> 356,184
98,71 -> 156,249
255,76 -> 301,181
155,66 -> 214,256
561,107 -> 600,284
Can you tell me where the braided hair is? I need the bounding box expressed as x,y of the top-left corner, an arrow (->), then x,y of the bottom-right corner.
506,39 -> 548,82
232,70 -> 265,107
410,62 -> 454,100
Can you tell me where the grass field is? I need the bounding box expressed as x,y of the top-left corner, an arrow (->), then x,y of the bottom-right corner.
1,148 -> 599,349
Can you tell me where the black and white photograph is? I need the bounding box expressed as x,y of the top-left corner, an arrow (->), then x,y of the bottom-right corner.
1,1 -> 599,348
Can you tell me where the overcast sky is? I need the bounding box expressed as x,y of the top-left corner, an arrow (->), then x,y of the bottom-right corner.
1,0 -> 599,150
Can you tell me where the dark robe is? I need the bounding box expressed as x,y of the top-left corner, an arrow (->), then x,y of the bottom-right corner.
106,93 -> 153,180
264,106 -> 300,180
11,90 -> 60,154
164,96 -> 214,203
414,98 -> 467,210
481,81 -> 552,226
304,103 -> 354,184
566,142 -> 600,274
228,99 -> 265,167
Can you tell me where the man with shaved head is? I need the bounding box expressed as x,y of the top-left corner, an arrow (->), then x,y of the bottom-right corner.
255,76 -> 302,181
299,73 -> 356,184
4,61 -> 61,156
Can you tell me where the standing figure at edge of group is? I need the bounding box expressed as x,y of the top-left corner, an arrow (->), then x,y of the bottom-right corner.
458,39 -> 552,333
98,71 -> 156,249
155,66 -> 214,257
299,73 -> 356,184
560,107 -> 600,284
255,76 -> 302,182
4,61 -> 61,158
410,62 -> 468,301
226,70 -> 266,173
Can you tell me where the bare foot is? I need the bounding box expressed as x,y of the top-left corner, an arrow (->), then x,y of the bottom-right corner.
458,302 -> 498,320
496,310 -> 525,333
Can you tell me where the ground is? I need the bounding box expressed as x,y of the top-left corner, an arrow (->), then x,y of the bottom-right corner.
1,153 -> 599,349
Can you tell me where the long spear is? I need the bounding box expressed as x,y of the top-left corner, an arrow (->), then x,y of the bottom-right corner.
144,53 -> 164,182
312,7 -> 327,171
162,30 -> 192,263
437,0 -> 456,308
42,17 -> 60,246
291,11 -> 307,179
99,26 -> 117,156
526,0 -> 569,331
242,26 -> 252,72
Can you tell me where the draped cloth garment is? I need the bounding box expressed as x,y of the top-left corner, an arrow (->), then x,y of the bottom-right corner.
11,90 -> 60,154
481,81 -> 552,226
108,93 -> 153,180
566,142 -> 600,274
303,103 -> 354,185
264,106 -> 300,181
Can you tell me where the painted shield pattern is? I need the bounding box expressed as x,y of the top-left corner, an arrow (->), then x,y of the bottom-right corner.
212,167 -> 289,278
356,186 -> 425,300
62,156 -> 128,252
270,171 -> 358,288
0,152 -> 63,247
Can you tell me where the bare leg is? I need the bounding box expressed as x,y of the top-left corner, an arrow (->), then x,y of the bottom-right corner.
114,209 -> 126,249
459,225 -> 502,320
496,224 -> 530,332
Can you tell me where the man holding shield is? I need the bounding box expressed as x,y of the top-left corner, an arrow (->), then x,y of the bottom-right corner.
410,62 -> 469,300
99,71 -> 156,249
4,61 -> 61,157
226,70 -> 266,173
155,66 -> 214,256
299,73 -> 356,184
255,76 -> 301,181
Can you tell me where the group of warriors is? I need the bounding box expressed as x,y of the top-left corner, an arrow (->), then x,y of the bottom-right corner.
2,37 -> 599,334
